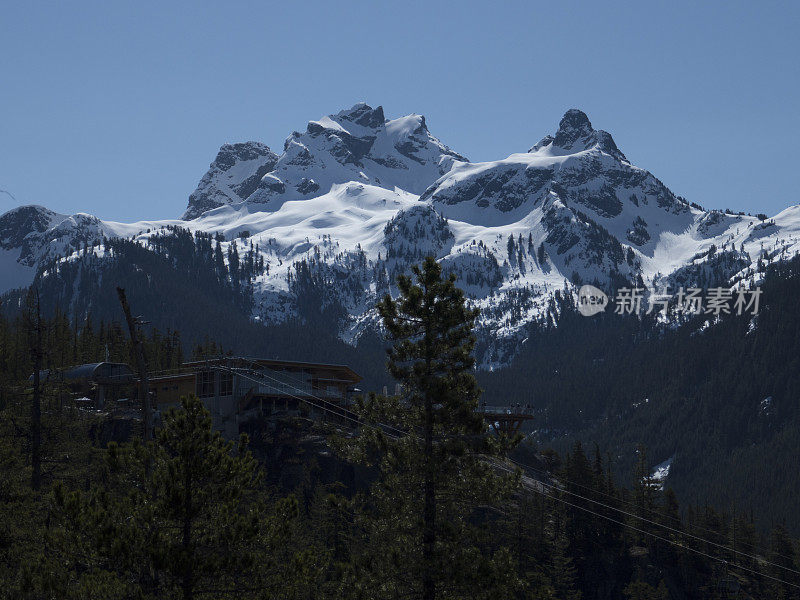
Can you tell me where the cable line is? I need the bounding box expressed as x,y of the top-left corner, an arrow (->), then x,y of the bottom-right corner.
518,475 -> 800,589
503,454 -> 799,566
164,360 -> 800,587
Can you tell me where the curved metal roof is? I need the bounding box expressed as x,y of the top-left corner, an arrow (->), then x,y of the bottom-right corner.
63,363 -> 104,380
61,362 -> 135,383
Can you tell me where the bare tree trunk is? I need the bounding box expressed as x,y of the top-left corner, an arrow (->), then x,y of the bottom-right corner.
422,308 -> 436,600
116,287 -> 153,440
30,289 -> 43,491
182,453 -> 194,600
423,389 -> 436,600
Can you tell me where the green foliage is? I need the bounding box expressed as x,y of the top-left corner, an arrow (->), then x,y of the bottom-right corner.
623,580 -> 668,600
480,253 -> 800,535
339,257 -> 523,599
2,259 -> 800,599
0,364 -> 108,598
50,395 -> 316,599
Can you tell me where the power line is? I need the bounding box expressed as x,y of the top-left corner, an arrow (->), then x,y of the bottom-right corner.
491,461 -> 800,590
212,362 -> 405,441
236,366 -> 800,580
504,454 -> 797,564
530,472 -> 800,577
158,362 -> 800,587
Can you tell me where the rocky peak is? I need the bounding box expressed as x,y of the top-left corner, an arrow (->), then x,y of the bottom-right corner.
334,103 -> 386,129
530,109 -> 627,162
243,104 -> 466,207
305,103 -> 387,139
183,142 -> 279,220
213,142 -> 275,171
0,205 -> 59,249
553,109 -> 595,149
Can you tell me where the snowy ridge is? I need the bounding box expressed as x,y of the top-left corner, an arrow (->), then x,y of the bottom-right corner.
240,103 -> 467,213
2,105 -> 800,368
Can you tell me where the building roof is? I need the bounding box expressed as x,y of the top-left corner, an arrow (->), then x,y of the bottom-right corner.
183,356 -> 362,383
150,372 -> 196,383
30,362 -> 135,384
63,362 -> 136,383
62,363 -> 104,380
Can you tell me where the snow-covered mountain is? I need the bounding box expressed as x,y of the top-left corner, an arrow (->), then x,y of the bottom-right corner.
3,104 -> 800,367
183,142 -> 279,219
184,103 -> 467,219
0,205 -> 113,291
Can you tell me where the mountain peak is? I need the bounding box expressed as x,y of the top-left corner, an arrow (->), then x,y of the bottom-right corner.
183,142 -> 279,219
333,103 -> 386,129
213,142 -> 275,171
0,204 -> 61,249
553,109 -> 594,148
530,109 -> 626,161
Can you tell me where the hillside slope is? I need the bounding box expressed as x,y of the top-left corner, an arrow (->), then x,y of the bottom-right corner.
2,105 -> 799,367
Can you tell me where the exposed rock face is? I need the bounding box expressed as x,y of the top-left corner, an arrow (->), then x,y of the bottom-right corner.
537,108 -> 627,162
222,103 -> 468,212
0,205 -> 59,250
184,142 -> 279,219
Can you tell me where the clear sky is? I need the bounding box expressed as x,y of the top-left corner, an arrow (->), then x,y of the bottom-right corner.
1,1 -> 798,221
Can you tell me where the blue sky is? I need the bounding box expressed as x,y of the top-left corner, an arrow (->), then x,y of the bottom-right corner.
1,1 -> 798,221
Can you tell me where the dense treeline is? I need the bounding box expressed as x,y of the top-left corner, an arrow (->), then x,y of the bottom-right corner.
3,393 -> 798,598
0,305 -> 183,399
0,229 -> 392,391
1,229 -> 258,343
1,264 -> 799,599
4,222 -> 800,545
480,254 -> 800,535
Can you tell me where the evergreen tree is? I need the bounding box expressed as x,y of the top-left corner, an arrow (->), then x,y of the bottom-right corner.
550,529 -> 582,600
22,288 -> 44,491
53,395 -> 308,599
340,257 -> 522,599
623,579 -> 668,600
214,239 -> 226,280
765,524 -> 799,599
632,445 -> 657,542
537,243 -> 547,266
561,442 -> 598,559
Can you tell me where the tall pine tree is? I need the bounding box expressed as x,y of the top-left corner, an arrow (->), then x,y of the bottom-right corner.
340,257 -> 522,599
52,395 -> 310,599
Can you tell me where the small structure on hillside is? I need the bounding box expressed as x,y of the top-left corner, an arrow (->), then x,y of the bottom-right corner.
33,357 -> 533,442
31,362 -> 136,408
476,404 -> 534,436
148,357 -> 362,438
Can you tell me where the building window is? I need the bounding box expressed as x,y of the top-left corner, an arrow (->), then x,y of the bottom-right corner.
219,372 -> 233,397
197,371 -> 214,398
